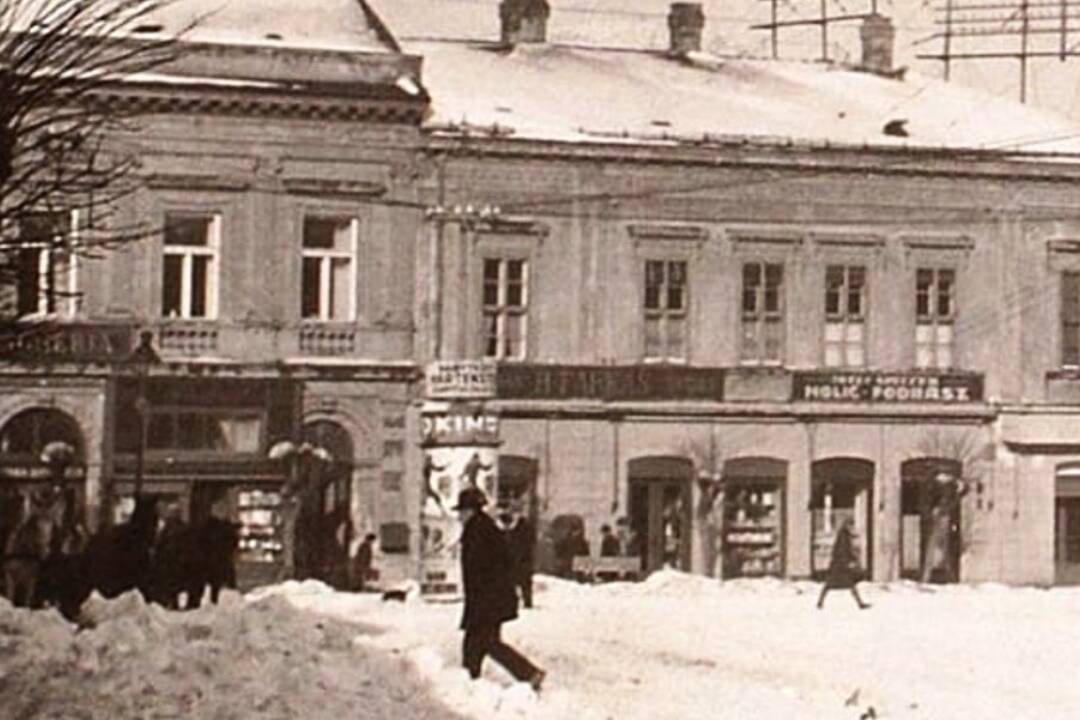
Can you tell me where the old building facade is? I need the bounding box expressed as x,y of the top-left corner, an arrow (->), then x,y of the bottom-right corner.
388,0 -> 1080,586
7,0 -> 1080,591
0,1 -> 427,589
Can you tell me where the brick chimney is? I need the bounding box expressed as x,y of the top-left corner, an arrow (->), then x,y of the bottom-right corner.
499,0 -> 550,45
668,3 -> 705,56
860,14 -> 895,76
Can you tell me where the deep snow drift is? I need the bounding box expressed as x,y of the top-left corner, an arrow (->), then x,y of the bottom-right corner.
4,574 -> 1080,719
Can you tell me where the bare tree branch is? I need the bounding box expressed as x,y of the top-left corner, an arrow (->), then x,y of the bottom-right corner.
0,0 -> 195,333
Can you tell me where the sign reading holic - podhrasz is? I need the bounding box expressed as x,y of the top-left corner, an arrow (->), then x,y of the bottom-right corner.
792,371 -> 983,403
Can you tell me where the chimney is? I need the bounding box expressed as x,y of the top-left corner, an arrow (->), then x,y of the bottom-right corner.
860,14 -> 895,75
668,3 -> 704,56
499,0 -> 550,45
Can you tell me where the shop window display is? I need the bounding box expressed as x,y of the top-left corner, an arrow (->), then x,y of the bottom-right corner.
722,483 -> 783,577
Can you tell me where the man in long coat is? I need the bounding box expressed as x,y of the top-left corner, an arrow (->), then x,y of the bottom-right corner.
816,517 -> 870,609
455,487 -> 545,689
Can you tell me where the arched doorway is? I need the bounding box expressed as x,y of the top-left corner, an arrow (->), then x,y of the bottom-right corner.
302,420 -> 353,589
810,458 -> 874,580
1055,463 -> 1080,585
628,456 -> 693,575
721,457 -> 787,578
0,408 -> 86,547
900,458 -> 964,583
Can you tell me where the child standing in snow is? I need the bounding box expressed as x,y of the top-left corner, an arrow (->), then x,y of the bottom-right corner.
816,518 -> 870,610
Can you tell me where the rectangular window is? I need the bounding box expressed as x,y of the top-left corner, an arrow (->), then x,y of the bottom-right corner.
915,267 -> 955,369
301,217 -> 357,321
146,409 -> 262,453
482,258 -> 528,360
644,260 -> 687,360
1063,271 -> 1080,367
823,264 -> 866,367
162,214 -> 218,319
741,262 -> 784,363
10,212 -> 78,318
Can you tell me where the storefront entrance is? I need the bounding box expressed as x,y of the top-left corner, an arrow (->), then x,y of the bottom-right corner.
900,458 -> 963,583
628,457 -> 692,575
810,458 -> 873,580
721,458 -> 786,578
1055,465 -> 1080,585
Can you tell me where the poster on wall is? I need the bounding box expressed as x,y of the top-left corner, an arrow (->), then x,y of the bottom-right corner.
419,404 -> 499,599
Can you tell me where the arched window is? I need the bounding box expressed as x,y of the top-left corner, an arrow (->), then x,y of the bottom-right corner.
0,408 -> 84,462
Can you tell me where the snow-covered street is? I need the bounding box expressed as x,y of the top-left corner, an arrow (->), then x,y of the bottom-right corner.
5,573 -> 1080,720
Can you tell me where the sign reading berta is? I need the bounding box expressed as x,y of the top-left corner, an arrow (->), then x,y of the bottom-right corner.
792,371 -> 983,403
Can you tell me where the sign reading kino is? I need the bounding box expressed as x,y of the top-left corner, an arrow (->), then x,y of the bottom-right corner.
793,371 -> 984,403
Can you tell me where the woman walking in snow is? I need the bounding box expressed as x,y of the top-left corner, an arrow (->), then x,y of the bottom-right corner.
816,517 -> 870,609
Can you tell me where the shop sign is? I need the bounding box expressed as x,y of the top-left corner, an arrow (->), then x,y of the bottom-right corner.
792,371 -> 983,403
496,364 -> 725,402
425,360 -> 497,399
0,464 -> 86,481
0,322 -> 132,363
421,407 -> 500,446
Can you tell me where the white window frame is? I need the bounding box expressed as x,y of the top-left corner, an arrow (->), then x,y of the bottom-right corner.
915,266 -> 956,370
14,209 -> 80,319
643,258 -> 689,362
823,264 -> 867,368
162,213 -> 220,320
301,217 -> 359,323
482,257 -> 529,361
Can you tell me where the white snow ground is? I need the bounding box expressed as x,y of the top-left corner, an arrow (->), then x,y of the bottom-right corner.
4,573 -> 1080,720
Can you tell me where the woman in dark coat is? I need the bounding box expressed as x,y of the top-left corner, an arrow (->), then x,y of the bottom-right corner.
816,518 -> 870,609
456,487 -> 545,690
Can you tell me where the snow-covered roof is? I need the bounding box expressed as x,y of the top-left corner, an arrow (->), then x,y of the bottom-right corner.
5,0 -> 397,54
408,39 -> 1080,154
141,0 -> 396,53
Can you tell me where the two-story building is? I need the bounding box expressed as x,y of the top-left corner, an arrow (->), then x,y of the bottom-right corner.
374,0 -> 1080,585
0,0 -> 427,588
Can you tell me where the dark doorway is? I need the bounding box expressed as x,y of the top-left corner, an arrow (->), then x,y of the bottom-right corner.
1055,465 -> 1080,585
900,458 -> 963,583
628,457 -> 692,575
810,458 -> 874,580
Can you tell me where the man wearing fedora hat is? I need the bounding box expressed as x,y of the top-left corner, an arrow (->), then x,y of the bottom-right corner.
454,486 -> 545,691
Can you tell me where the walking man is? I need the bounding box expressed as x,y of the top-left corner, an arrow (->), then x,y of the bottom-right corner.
817,517 -> 870,609
454,487 -> 545,690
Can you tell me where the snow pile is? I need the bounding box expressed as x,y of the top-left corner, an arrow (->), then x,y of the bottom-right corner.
0,587 -> 460,720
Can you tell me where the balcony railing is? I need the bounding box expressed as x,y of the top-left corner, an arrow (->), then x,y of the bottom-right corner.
298,324 -> 356,356
158,321 -> 220,356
